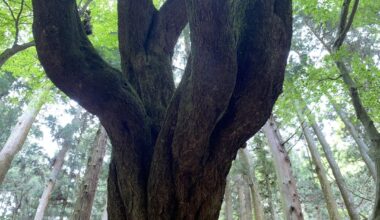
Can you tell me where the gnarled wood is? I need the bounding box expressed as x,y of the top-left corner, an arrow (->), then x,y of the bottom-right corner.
32,0 -> 292,219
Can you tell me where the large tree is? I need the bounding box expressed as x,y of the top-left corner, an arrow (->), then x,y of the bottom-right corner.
31,0 -> 292,219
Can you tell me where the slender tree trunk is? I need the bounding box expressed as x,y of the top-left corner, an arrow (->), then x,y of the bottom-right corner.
295,103 -> 341,220
306,0 -> 380,216
300,101 -> 360,220
0,86 -> 51,184
71,126 -> 108,220
238,149 -> 265,220
330,56 -> 380,219
224,177 -> 233,220
34,142 -> 69,220
266,176 -> 277,220
326,93 -> 376,180
237,175 -> 250,220
262,116 -> 303,220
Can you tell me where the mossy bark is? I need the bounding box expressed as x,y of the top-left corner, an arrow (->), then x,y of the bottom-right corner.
32,0 -> 292,219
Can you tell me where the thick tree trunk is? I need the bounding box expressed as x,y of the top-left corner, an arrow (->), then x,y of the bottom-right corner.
327,93 -> 376,180
224,177 -> 233,220
0,86 -> 51,184
238,149 -> 266,220
32,0 -> 292,219
34,142 -> 69,220
262,116 -> 303,220
295,104 -> 341,220
304,104 -> 360,220
71,126 -> 108,220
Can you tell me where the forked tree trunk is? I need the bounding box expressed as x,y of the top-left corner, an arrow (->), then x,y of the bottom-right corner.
224,177 -> 233,220
303,103 -> 360,220
262,116 -> 303,220
34,142 -> 69,220
0,86 -> 51,184
71,126 -> 108,220
327,93 -> 376,180
295,103 -> 341,220
32,0 -> 292,219
238,149 -> 265,220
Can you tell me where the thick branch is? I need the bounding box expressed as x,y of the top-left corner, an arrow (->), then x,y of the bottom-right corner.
148,0 -> 188,56
148,0 -> 292,219
33,2 -> 153,218
0,41 -> 35,68
117,0 -> 155,76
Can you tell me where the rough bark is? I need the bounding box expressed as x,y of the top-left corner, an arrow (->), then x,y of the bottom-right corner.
238,149 -> 266,220
32,0 -> 292,219
34,142 -> 69,220
327,94 -> 376,179
71,126 -> 108,220
295,103 -> 341,220
262,116 -> 303,220
0,86 -> 51,184
224,177 -> 233,220
303,103 -> 360,220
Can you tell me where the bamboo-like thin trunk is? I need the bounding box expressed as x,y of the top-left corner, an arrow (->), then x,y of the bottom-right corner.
295,102 -> 341,220
304,104 -> 360,220
327,94 -> 376,180
34,143 -> 69,220
0,86 -> 51,184
71,126 -> 108,220
263,116 -> 303,220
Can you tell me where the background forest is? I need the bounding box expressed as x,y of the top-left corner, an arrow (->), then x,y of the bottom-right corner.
0,0 -> 379,219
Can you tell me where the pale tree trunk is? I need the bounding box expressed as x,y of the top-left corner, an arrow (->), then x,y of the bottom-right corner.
101,200 -> 108,220
238,149 -> 265,220
266,176 -> 277,220
102,207 -> 108,220
301,102 -> 360,220
71,126 -> 108,220
295,103 -> 341,220
262,116 -> 303,220
306,0 -> 380,217
224,177 -> 233,220
0,85 -> 51,184
327,93 -> 376,180
237,175 -> 251,220
34,142 -> 69,220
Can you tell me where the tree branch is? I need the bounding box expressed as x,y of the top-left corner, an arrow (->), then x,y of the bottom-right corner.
0,41 -> 35,68
117,0 -> 155,76
148,0 -> 188,55
333,0 -> 360,50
